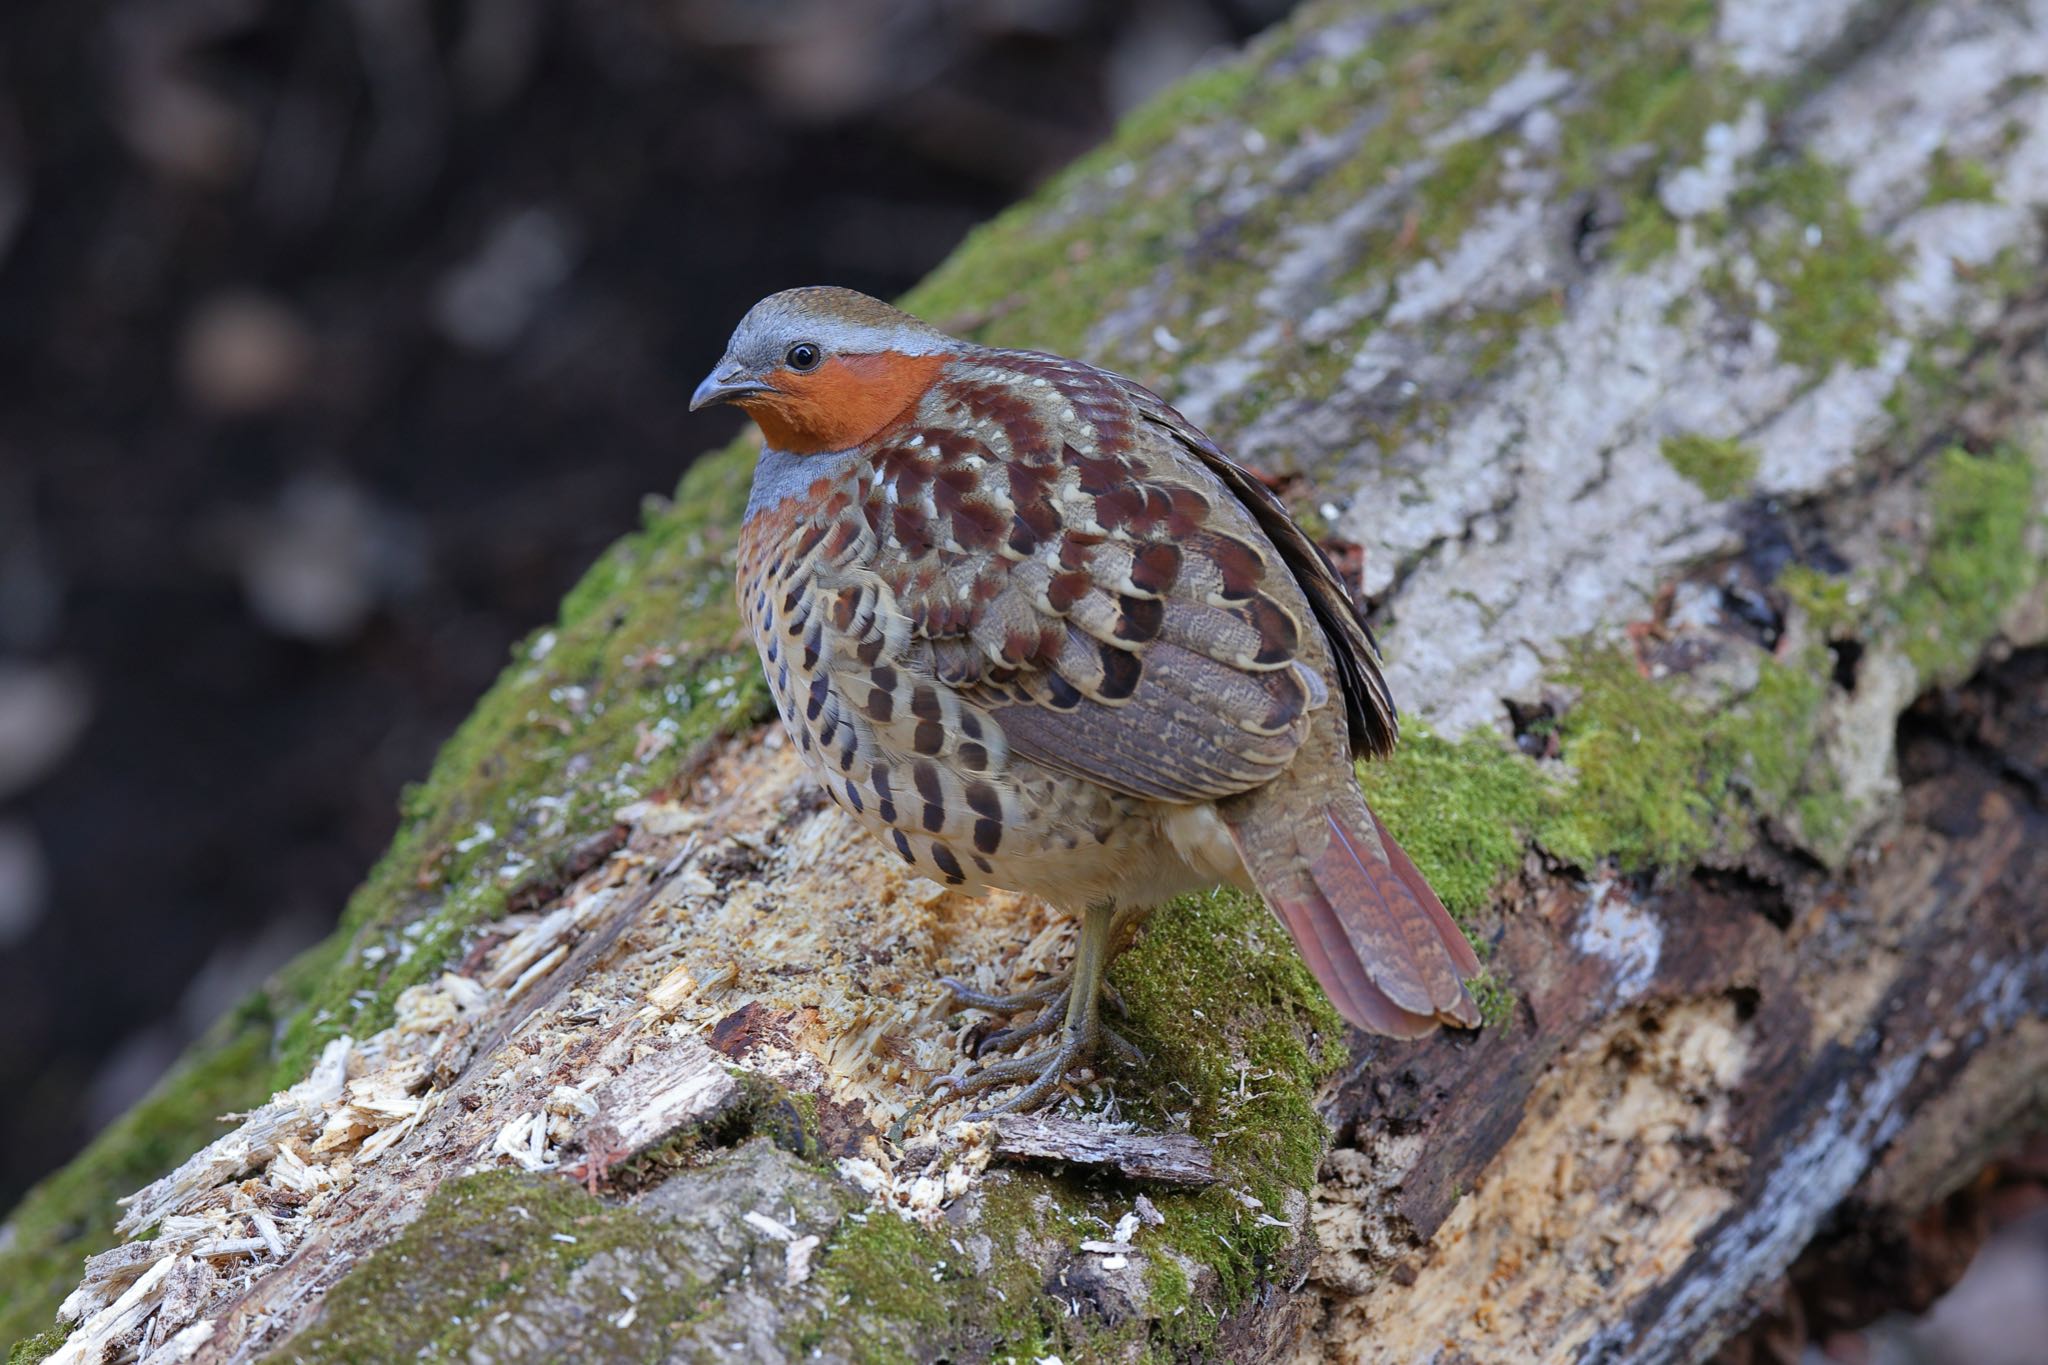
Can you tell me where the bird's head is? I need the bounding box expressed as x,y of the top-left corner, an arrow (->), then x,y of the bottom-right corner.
690,287 -> 957,454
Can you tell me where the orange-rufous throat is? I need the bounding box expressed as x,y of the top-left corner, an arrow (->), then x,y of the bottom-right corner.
738,352 -> 948,455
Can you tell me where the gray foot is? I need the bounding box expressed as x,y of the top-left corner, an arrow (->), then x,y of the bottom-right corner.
930,901 -> 1143,1115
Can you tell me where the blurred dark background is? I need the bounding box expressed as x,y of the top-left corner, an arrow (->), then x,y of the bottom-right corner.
0,0 -> 1296,1208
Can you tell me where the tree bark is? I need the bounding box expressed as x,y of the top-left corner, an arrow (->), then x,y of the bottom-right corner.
9,0 -> 2048,1362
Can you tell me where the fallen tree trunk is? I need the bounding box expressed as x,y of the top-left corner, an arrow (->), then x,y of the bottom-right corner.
7,0 -> 2048,1361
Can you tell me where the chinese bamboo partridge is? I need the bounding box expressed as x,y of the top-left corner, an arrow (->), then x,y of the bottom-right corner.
692,286 -> 1480,1112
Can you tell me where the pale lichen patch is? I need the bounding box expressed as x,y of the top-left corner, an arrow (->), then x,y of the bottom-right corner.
1716,0 -> 1863,77
1570,880 -> 1665,1005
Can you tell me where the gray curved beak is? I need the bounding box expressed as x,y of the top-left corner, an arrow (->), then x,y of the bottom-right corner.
689,361 -> 764,411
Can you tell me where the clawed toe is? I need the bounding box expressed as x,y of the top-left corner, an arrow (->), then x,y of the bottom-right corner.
971,998 -> 1066,1057
944,972 -> 1077,1061
1099,1025 -> 1143,1066
931,1019 -> 1143,1114
939,974 -> 1069,1015
929,1026 -> 1097,1117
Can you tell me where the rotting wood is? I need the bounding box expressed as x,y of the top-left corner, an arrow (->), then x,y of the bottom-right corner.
989,1115 -> 1219,1186
1307,657 -> 2048,1359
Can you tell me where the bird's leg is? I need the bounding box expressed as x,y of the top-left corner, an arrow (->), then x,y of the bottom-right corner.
940,903 -> 1148,1059
931,900 -> 1137,1115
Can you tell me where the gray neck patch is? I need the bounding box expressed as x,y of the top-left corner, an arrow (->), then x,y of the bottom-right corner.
746,445 -> 861,518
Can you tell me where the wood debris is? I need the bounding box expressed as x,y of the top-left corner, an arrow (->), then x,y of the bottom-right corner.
30,732 -> 1216,1358
784,1234 -> 822,1287
989,1115 -> 1218,1186
114,1036 -> 352,1238
835,1121 -> 998,1225
47,1254 -> 180,1365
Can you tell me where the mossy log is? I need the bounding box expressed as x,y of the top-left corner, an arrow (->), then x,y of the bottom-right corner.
9,0 -> 2048,1361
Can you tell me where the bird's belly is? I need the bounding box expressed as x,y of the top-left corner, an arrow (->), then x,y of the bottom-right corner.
830,755 -> 1239,912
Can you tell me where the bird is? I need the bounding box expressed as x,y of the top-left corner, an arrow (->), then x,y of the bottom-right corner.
691,286 -> 1481,1113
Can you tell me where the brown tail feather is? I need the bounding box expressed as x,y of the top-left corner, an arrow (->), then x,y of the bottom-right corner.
1265,875 -> 1444,1036
1370,808 -> 1482,978
1229,795 -> 1481,1035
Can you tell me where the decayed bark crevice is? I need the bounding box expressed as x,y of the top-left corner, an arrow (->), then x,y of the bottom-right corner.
11,0 -> 2048,1361
1308,645 -> 2048,1361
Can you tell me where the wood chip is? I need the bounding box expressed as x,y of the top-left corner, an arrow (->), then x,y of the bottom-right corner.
743,1210 -> 797,1241
989,1116 -> 1216,1186
505,943 -> 571,1000
115,1038 -> 352,1237
58,1242 -> 162,1324
785,1234 -> 821,1287
593,1037 -> 739,1154
48,1254 -> 178,1365
647,963 -> 698,1013
250,1210 -> 287,1258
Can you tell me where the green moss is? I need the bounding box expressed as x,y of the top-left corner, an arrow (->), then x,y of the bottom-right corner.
906,0 -> 1746,385
1118,889 -> 1342,1176
1546,1 -> 1755,277
292,1139 -> 868,1363
900,0 -> 1812,434
1778,563 -> 1857,635
1536,652 -> 1724,870
1146,1252 -> 1193,1318
1611,202 -> 1683,269
1468,969 -> 1517,1030
1529,641 -> 1850,872
1661,433 -> 1759,500
1794,787 -> 1854,851
285,1169 -> 700,1362
786,1180 -> 1131,1364
1553,0 -> 1733,191
0,999 -> 275,1349
5,1326 -> 70,1365
1972,243 -> 2040,302
1715,655 -> 1828,811
1414,136 -> 1502,253
1883,322 -> 1979,437
802,1214 -> 956,1348
1110,888 -> 1344,1309
1541,446 -> 2047,864
1925,146 -> 1999,205
1356,725 -> 1542,923
1891,445 -> 2042,682
1491,604 -> 1940,874
1712,154 -> 1902,370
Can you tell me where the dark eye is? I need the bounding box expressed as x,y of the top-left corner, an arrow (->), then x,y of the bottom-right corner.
785,342 -> 822,372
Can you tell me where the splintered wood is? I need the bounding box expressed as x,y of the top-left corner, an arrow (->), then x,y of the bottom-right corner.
45,732 -> 1174,1363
